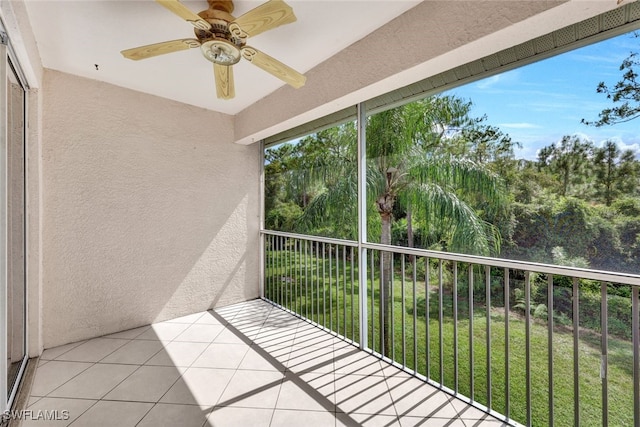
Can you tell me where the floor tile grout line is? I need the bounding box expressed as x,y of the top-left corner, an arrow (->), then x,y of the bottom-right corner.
34,395 -> 100,427
64,398 -> 105,427
102,325 -> 151,340
40,339 -> 89,362
133,401 -> 157,427
380,363 -> 403,426
39,361 -> 145,404
30,360 -> 96,399
93,337 -> 144,365
54,336 -> 132,363
211,305 -> 365,426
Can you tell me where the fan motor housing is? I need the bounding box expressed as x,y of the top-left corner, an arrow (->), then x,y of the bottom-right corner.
200,39 -> 241,65
193,12 -> 245,66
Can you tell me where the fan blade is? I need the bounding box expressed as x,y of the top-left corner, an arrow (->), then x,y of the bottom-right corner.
155,0 -> 212,31
121,39 -> 200,60
229,0 -> 296,38
241,46 -> 306,88
214,63 -> 235,99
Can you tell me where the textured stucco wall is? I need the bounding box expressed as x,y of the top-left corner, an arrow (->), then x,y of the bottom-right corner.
41,70 -> 259,348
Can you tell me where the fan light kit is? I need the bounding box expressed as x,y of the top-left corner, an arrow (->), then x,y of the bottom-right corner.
121,0 -> 306,99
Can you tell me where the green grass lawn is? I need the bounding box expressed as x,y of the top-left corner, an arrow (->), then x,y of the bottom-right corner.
265,248 -> 636,426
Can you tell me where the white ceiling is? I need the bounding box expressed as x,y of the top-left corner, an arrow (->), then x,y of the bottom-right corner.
25,0 -> 421,115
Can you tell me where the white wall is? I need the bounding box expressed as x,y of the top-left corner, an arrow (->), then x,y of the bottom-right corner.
41,70 -> 260,348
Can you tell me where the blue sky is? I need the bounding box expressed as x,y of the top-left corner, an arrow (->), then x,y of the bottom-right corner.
444,31 -> 640,160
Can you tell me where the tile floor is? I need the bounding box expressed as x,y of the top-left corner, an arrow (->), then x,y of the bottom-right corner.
22,299 -> 507,426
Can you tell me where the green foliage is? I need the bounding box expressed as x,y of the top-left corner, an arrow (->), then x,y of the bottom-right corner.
536,135 -> 594,197
265,201 -> 302,232
265,83 -> 640,276
513,287 -> 548,318
551,246 -> 589,268
583,33 -> 640,127
592,141 -> 640,206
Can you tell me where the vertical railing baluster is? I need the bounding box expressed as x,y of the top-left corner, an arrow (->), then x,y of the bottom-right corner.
284,236 -> 288,309
504,268 -> 510,419
282,236 -> 286,308
291,238 -> 295,313
329,244 -> 333,332
273,236 -> 277,305
343,245 -> 347,338
280,236 -> 283,305
601,282 -> 609,426
426,257 -> 431,380
469,264 -> 475,402
402,254 -> 406,367
269,236 -> 282,304
380,251 -> 385,357
323,242 -> 326,328
276,236 -> 291,309
264,235 -> 268,302
267,235 -> 271,303
573,277 -> 580,427
351,246 -> 355,342
525,271 -> 532,427
297,239 -> 302,315
371,249 -> 375,353
336,245 -> 340,335
439,260 -> 444,384
453,262 -> 459,393
294,239 -> 297,312
391,254 -> 395,362
266,235 -> 270,302
633,286 -> 639,427
316,242 -> 320,324
413,258 -> 418,374
338,245 -> 342,335
548,274 -> 554,426
305,240 -> 309,319
486,265 -> 492,410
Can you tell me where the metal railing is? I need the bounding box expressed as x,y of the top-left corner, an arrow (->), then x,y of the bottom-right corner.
262,229 -> 640,427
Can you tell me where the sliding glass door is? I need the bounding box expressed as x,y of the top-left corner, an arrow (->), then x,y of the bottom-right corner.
0,32 -> 27,411
6,56 -> 26,404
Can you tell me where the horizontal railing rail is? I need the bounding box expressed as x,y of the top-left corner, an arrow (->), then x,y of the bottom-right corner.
262,229 -> 358,248
261,229 -> 640,427
262,230 -> 640,286
363,241 -> 640,287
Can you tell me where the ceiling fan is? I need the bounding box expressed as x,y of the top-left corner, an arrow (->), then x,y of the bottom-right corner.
121,0 -> 306,100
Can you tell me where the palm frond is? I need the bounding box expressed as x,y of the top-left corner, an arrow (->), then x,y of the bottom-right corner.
407,182 -> 500,255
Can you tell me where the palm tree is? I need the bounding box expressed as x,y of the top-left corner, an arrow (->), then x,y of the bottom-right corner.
276,95 -> 507,356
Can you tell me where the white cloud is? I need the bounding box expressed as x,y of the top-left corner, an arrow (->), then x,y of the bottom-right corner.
619,142 -> 640,152
596,137 -> 640,154
576,137 -> 640,157
475,75 -> 501,90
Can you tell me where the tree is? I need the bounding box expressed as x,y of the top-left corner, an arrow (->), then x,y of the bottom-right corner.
536,135 -> 593,197
296,95 -> 508,356
582,34 -> 640,126
593,140 -> 619,206
592,140 -> 639,206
